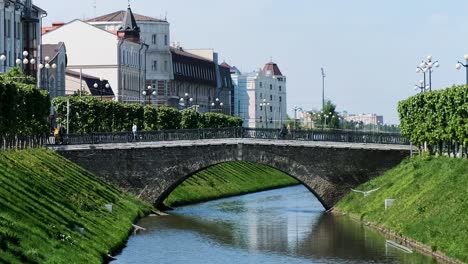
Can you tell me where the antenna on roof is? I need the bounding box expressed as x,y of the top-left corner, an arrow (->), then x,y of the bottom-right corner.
93,0 -> 97,21
128,0 -> 131,8
165,11 -> 167,21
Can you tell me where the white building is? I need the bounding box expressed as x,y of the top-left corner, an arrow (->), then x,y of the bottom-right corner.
0,0 -> 45,77
87,10 -> 172,105
343,113 -> 384,125
231,62 -> 287,128
42,7 -> 148,103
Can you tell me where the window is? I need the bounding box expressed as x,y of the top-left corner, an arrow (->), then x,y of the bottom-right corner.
152,34 -> 157,45
260,93 -> 263,99
164,35 -> 168,46
279,85 -> 282,91
279,96 -> 282,102
270,106 -> 273,112
152,60 -> 158,71
259,82 -> 263,88
270,84 -> 273,90
6,19 -> 11,38
270,95 -> 273,101
259,116 -> 263,122
259,106 -> 263,111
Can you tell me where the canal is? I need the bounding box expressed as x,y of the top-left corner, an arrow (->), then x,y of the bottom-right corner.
114,185 -> 437,264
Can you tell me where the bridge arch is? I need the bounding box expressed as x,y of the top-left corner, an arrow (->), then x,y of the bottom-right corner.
56,140 -> 410,210
157,161 -> 330,210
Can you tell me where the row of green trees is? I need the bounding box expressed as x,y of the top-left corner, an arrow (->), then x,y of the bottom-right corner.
398,85 -> 468,155
52,96 -> 243,133
0,69 -> 50,136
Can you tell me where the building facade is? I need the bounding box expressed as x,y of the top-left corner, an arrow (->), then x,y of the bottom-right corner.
167,46 -> 232,114
87,10 -> 172,105
343,113 -> 384,125
230,62 -> 287,128
42,7 -> 148,103
0,0 -> 45,77
40,42 -> 67,99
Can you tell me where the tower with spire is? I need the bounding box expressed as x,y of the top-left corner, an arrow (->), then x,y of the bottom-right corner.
117,5 -> 141,43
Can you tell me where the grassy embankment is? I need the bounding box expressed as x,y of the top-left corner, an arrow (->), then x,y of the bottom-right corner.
335,156 -> 468,263
0,149 -> 152,264
164,161 -> 299,207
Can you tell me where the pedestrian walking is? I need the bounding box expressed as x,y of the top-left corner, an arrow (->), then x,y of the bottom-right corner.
132,123 -> 138,141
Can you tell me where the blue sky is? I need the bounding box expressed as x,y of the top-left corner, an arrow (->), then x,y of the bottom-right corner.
35,0 -> 468,124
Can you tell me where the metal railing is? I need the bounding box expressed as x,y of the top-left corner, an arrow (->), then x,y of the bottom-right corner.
0,135 -> 50,151
59,128 -> 409,146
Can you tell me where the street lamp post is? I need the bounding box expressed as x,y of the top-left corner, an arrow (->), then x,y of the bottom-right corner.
417,55 -> 439,91
142,85 -> 157,105
180,93 -> 194,110
211,97 -> 224,113
16,51 -> 36,74
93,77 -> 108,100
321,67 -> 326,111
414,79 -> 426,93
0,54 -> 6,73
260,99 -> 270,129
38,56 -> 57,94
292,106 -> 302,130
455,54 -> 468,85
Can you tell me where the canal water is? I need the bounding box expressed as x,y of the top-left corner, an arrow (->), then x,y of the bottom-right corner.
114,185 -> 437,264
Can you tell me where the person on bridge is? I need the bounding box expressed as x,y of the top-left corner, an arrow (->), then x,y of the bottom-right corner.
132,123 -> 138,141
279,125 -> 288,139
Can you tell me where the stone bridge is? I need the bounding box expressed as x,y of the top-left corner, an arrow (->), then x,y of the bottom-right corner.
52,138 -> 412,210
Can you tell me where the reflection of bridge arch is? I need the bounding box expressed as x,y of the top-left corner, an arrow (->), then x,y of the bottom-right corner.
56,139 -> 410,210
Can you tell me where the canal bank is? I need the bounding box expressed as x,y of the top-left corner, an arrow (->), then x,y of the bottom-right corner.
0,149 -> 152,263
335,156 -> 468,263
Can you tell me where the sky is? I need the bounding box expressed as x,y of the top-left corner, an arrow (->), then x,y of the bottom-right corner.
34,0 -> 468,124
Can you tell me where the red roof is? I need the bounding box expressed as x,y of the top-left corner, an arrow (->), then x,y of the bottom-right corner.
87,10 -> 167,23
262,62 -> 283,76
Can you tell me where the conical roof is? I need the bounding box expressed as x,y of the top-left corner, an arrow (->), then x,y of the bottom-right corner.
117,6 -> 140,41
262,62 -> 283,76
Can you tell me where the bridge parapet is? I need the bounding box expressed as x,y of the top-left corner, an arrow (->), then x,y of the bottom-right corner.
61,128 -> 408,146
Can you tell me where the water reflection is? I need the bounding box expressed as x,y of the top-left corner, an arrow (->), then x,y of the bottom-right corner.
115,186 -> 437,264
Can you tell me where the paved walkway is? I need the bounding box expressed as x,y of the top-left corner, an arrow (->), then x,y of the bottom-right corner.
48,138 -> 415,152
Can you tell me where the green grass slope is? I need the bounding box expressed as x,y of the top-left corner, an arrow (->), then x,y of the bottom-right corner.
164,161 -> 299,207
0,149 -> 151,264
336,157 -> 468,262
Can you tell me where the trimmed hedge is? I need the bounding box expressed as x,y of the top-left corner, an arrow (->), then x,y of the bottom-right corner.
0,69 -> 50,136
398,85 -> 468,155
52,96 -> 242,133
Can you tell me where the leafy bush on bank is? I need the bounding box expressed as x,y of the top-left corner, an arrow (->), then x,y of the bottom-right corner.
52,96 -> 242,133
398,85 -> 468,155
0,68 -> 50,136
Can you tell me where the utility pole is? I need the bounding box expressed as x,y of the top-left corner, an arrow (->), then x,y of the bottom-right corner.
321,67 -> 326,111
